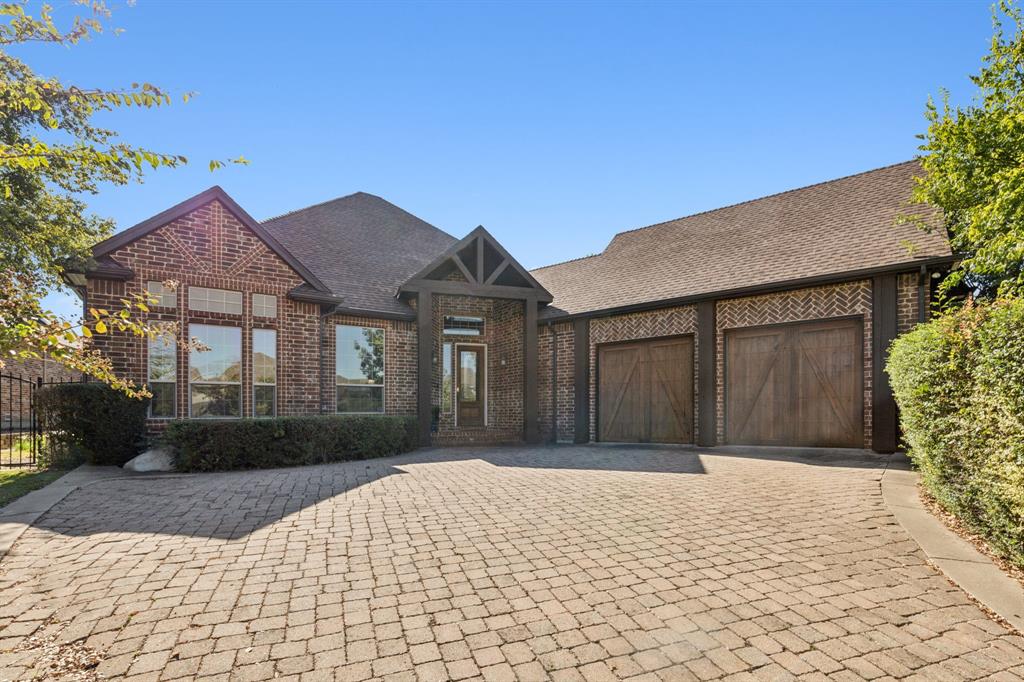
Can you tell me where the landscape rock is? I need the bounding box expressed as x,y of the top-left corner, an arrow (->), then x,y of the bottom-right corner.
123,447 -> 175,473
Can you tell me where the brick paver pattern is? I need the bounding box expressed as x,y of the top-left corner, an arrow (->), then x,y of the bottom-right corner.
1,446 -> 1023,681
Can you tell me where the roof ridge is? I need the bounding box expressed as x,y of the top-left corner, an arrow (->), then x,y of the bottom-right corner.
531,253 -> 601,272
611,159 -> 920,240
261,191 -> 368,223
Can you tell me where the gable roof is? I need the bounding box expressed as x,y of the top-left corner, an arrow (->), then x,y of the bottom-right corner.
262,192 -> 457,317
91,186 -> 330,293
399,226 -> 553,302
532,161 -> 953,319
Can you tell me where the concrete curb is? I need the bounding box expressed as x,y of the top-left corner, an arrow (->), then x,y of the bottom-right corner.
0,465 -> 123,559
881,453 -> 1024,633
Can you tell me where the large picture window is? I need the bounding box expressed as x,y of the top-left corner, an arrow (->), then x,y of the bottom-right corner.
336,325 -> 384,413
190,324 -> 242,418
253,329 -> 277,417
147,336 -> 176,418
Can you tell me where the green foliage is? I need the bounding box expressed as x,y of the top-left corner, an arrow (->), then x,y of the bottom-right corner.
35,382 -> 148,465
888,298 -> 1024,567
0,1 -> 243,394
163,416 -> 419,472
909,1 -> 1024,298
0,468 -> 66,508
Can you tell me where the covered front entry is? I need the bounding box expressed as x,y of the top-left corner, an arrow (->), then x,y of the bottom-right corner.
598,336 -> 694,444
724,317 -> 863,448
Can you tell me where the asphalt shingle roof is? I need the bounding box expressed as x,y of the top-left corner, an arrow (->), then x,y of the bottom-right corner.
262,192 -> 457,317
531,161 -> 952,319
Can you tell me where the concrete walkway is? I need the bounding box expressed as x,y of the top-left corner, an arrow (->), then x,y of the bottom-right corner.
881,453 -> 1024,633
0,464 -> 122,559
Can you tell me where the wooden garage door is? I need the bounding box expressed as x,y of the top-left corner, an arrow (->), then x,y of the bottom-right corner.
598,336 -> 693,444
725,318 -> 863,448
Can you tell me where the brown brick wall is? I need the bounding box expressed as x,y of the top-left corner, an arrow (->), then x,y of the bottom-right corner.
321,313 -> 418,416
715,280 -> 874,447
588,306 -> 698,443
897,272 -> 925,334
87,199 -> 321,424
538,322 -> 575,443
430,295 -> 525,445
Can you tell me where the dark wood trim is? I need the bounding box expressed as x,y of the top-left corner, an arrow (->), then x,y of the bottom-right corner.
402,278 -> 549,302
476,236 -> 485,283
400,225 -> 553,301
451,253 -> 477,284
872,274 -> 898,453
524,300 -> 539,443
417,290 -> 433,446
573,318 -> 590,444
537,257 -> 956,324
719,313 -> 865,335
918,264 -> 928,324
697,300 -> 716,447
484,259 -> 510,285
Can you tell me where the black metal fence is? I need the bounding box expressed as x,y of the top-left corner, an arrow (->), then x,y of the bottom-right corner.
0,372 -> 81,468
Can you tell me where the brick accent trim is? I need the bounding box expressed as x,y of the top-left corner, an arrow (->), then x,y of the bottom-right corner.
588,306 -> 698,443
714,280 -> 873,447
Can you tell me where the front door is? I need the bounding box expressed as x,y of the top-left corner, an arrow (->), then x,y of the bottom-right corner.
457,346 -> 485,426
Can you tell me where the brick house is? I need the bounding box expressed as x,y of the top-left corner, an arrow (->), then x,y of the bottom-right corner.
67,161 -> 952,452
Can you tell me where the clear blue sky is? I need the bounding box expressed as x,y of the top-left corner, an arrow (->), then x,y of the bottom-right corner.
22,0 -> 993,318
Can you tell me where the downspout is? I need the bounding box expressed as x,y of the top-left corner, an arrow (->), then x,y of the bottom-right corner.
549,321 -> 558,444
918,264 -> 928,324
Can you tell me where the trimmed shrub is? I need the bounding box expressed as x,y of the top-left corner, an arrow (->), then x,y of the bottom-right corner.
163,415 -> 418,472
887,298 -> 1024,568
35,382 -> 149,466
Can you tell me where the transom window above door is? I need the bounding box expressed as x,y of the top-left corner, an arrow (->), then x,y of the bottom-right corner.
443,316 -> 484,336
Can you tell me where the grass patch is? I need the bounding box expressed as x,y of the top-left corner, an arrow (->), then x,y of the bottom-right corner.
0,468 -> 67,508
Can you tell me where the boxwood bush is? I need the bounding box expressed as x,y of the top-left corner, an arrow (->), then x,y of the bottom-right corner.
887,298 -> 1024,568
163,415 -> 418,472
34,382 -> 149,466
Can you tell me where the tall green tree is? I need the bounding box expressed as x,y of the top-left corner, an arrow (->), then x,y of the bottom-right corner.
910,0 -> 1024,298
0,1 -> 243,394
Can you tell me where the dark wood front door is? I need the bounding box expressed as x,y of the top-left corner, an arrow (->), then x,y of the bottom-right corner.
457,346 -> 484,427
725,318 -> 863,448
598,336 -> 694,444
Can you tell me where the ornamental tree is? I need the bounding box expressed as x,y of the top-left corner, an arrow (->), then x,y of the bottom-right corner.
910,0 -> 1024,298
0,1 -> 242,395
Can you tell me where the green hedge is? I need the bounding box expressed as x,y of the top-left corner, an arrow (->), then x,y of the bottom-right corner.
35,382 -> 149,466
887,298 -> 1024,568
163,415 -> 419,472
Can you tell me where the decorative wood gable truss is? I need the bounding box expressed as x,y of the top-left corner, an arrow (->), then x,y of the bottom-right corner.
81,186 -> 339,303
398,226 -> 553,303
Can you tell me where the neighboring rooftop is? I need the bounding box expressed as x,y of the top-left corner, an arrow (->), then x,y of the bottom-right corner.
262,192 -> 457,317
531,160 -> 952,318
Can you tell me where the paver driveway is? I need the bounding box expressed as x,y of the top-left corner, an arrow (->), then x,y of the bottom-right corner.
1,446 -> 1022,681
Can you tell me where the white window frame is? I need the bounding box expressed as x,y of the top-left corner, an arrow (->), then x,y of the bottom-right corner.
188,286 -> 242,315
252,293 -> 277,319
252,328 -> 277,418
145,281 -> 177,309
454,342 -> 487,427
188,323 -> 243,419
146,336 -> 177,419
335,324 -> 386,415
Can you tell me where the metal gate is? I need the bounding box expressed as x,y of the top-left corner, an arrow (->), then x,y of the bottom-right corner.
1,373 -> 79,468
